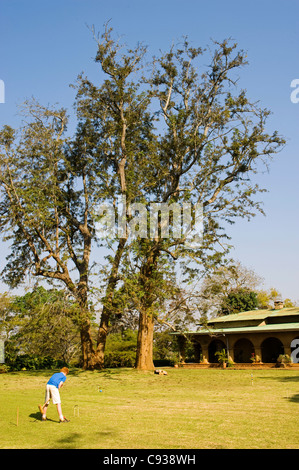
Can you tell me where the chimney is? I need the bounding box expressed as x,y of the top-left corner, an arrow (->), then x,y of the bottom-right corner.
274,300 -> 284,310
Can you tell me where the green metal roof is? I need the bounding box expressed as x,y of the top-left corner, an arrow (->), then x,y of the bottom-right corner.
171,307 -> 299,336
206,307 -> 299,324
191,322 -> 299,336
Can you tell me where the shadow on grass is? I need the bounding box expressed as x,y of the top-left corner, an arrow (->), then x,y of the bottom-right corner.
29,412 -> 59,423
55,433 -> 82,448
55,431 -> 116,448
280,375 -> 299,383
288,394 -> 299,403
258,374 -> 299,383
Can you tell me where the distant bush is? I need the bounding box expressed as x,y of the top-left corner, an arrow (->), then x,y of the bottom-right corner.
104,350 -> 136,368
153,331 -> 179,364
5,354 -> 67,371
104,330 -> 137,368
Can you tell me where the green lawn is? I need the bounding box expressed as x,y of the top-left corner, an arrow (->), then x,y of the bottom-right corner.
0,367 -> 298,449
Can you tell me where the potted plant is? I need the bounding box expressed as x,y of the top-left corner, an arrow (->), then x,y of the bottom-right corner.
250,353 -> 261,364
215,349 -> 228,368
276,354 -> 292,368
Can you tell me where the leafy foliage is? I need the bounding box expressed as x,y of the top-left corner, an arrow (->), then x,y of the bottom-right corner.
4,354 -> 66,371
220,287 -> 259,315
104,329 -> 137,368
9,287 -> 81,364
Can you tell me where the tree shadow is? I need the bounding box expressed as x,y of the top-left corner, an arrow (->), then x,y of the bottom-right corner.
287,394 -> 299,403
258,374 -> 299,383
280,375 -> 299,383
55,433 -> 82,448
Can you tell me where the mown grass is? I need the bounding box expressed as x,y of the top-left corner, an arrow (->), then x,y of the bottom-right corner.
0,367 -> 298,449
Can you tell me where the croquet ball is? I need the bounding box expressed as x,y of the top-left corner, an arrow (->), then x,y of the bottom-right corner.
100,389 -> 103,392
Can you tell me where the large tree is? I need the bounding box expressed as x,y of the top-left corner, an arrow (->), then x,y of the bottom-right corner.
72,26 -> 157,368
131,38 -> 285,369
197,260 -> 263,318
0,26 -> 156,369
0,102 -> 101,368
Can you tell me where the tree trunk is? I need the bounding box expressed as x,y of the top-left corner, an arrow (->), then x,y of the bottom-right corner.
79,318 -> 107,370
79,318 -> 97,369
135,310 -> 155,370
95,305 -> 110,369
135,247 -> 159,370
94,237 -> 127,369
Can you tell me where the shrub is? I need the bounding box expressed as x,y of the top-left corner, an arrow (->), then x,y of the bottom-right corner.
6,354 -> 67,371
104,330 -> 137,368
153,331 -> 180,363
104,350 -> 136,368
277,354 -> 292,364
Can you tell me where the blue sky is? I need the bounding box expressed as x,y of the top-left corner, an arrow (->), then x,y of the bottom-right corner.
0,0 -> 298,301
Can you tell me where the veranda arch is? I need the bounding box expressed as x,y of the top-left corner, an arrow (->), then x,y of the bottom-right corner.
261,337 -> 284,363
233,338 -> 254,363
208,339 -> 227,363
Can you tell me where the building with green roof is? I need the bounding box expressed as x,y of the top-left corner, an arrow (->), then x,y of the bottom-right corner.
175,302 -> 299,366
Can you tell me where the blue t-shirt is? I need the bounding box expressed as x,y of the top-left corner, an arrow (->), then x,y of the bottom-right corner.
47,372 -> 66,389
